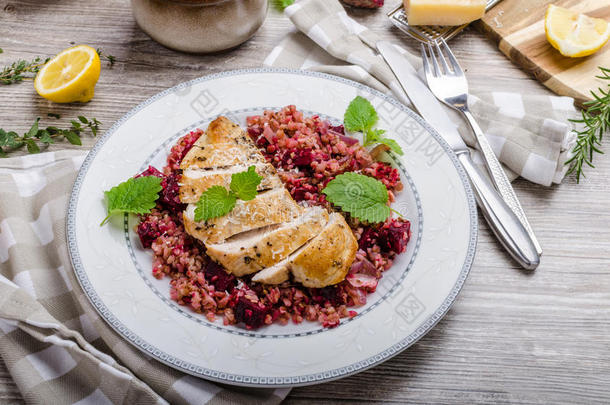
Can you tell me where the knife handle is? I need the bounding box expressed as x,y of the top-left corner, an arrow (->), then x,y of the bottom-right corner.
461,109 -> 542,256
456,149 -> 540,270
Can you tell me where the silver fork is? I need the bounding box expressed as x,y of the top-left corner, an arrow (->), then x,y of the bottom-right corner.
421,39 -> 542,257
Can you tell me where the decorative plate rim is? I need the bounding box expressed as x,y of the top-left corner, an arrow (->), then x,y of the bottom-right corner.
66,67 -> 478,388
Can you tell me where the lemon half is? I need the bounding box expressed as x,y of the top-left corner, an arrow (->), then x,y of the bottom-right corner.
34,45 -> 100,103
545,5 -> 610,58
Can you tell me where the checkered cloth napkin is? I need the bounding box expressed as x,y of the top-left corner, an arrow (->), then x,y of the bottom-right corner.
0,151 -> 289,404
265,0 -> 580,186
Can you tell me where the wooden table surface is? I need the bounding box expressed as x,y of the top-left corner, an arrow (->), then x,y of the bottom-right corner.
1,1 -> 609,404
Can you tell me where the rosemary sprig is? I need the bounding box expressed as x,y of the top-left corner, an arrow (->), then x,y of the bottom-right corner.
0,116 -> 100,156
565,67 -> 610,183
0,56 -> 50,85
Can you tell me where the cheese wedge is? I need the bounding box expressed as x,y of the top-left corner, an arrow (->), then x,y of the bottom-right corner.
404,0 -> 486,26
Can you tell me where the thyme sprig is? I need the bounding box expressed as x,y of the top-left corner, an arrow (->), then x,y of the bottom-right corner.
0,56 -> 50,85
96,48 -> 116,66
0,115 -> 100,156
0,48 -> 115,85
565,67 -> 610,183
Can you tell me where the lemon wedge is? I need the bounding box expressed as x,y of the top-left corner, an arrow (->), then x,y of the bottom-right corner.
545,5 -> 610,58
34,45 -> 100,103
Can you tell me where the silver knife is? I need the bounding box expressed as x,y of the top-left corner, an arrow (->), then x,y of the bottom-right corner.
377,41 -> 540,270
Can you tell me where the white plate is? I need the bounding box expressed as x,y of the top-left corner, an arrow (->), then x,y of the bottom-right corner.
67,69 -> 477,388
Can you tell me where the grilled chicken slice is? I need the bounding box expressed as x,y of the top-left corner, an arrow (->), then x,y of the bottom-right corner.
193,116 -> 248,146
180,142 -> 265,170
252,213 -> 358,287
179,163 -> 282,204
206,207 -> 329,276
250,260 -> 291,285
181,116 -> 264,170
183,188 -> 302,244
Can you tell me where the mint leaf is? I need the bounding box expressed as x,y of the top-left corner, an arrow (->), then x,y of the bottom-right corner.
344,96 -> 378,133
101,176 -> 162,226
364,128 -> 386,145
230,165 -> 262,201
375,136 -> 403,156
344,97 -> 403,156
194,166 -> 262,222
322,172 -> 391,223
273,0 -> 294,10
194,185 -> 237,222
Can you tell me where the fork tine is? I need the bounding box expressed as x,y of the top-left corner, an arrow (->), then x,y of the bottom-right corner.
439,38 -> 463,75
433,40 -> 451,74
426,42 -> 441,77
420,43 -> 433,82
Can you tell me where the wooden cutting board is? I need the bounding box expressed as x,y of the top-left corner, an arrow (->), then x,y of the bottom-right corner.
475,0 -> 610,105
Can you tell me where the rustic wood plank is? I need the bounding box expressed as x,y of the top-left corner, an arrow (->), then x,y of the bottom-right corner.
477,0 -> 610,104
1,1 -> 609,404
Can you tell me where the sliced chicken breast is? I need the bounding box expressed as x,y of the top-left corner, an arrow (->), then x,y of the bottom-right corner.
252,213 -> 358,288
180,142 -> 266,170
193,116 -> 248,146
206,207 -> 329,276
181,116 -> 265,170
179,163 -> 282,204
183,188 -> 302,244
290,213 -> 358,288
180,116 -> 358,289
251,260 -> 291,285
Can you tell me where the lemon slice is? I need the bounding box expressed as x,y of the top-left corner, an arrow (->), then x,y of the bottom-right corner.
34,45 -> 101,103
545,5 -> 610,58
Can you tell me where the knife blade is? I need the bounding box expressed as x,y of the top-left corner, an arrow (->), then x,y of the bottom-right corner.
377,41 -> 465,151
377,41 -> 540,270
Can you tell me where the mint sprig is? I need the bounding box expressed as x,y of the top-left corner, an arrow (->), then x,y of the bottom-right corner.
343,96 -> 404,155
322,172 -> 401,223
195,165 -> 263,222
101,176 -> 163,226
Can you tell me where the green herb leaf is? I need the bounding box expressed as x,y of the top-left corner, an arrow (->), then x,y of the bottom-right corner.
26,118 -> 39,139
375,137 -> 404,155
230,165 -> 262,201
38,130 -> 53,144
64,130 -> 82,145
322,172 -> 391,223
78,115 -> 88,124
344,96 -> 378,133
101,176 -> 162,226
273,0 -> 294,11
0,48 -> 3,54
25,139 -> 40,154
194,185 -> 237,222
344,97 -> 403,156
47,112 -> 61,119
193,166 -> 263,221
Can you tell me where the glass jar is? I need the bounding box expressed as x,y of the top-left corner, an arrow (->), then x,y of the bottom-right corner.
130,0 -> 268,54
